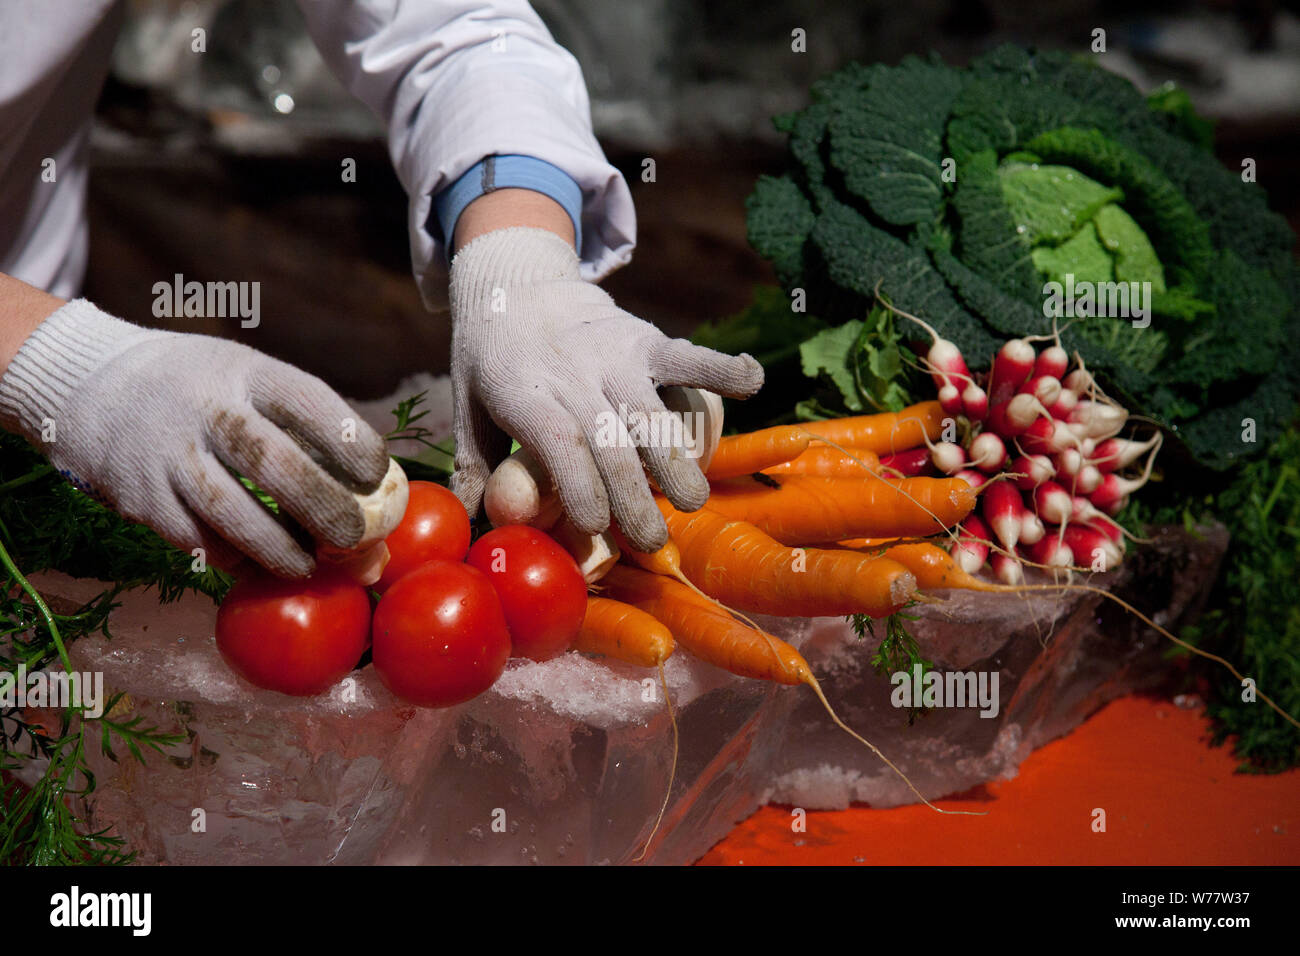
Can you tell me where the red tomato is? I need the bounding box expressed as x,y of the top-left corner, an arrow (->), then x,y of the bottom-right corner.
465,526 -> 586,661
371,560 -> 511,707
216,567 -> 371,696
376,481 -> 471,593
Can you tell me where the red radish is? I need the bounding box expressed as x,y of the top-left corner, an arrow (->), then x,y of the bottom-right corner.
1019,511 -> 1045,545
989,393 -> 1046,438
892,308 -> 972,398
982,481 -> 1025,550
954,468 -> 988,490
1086,514 -> 1124,543
938,383 -> 963,416
929,441 -> 967,475
1017,374 -> 1062,408
1090,433 -> 1161,473
968,432 -> 1007,473
1063,368 -> 1096,396
927,339 -> 971,394
991,552 -> 1023,585
1061,525 -> 1123,570
988,339 -> 1036,405
986,400 -> 1015,437
1089,445 -> 1159,514
1055,448 -> 1085,477
1035,345 -> 1069,380
1068,400 -> 1128,440
953,515 -> 991,574
1033,481 -> 1073,525
1047,388 -> 1079,420
1055,452 -> 1103,494
879,446 -> 932,476
1019,416 -> 1080,455
1074,465 -> 1103,495
1070,495 -> 1108,525
1089,475 -> 1142,515
961,382 -> 989,421
1011,454 -> 1055,490
1029,536 -> 1074,569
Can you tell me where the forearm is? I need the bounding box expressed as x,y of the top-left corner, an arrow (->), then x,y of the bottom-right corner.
0,273 -> 64,379
452,188 -> 575,255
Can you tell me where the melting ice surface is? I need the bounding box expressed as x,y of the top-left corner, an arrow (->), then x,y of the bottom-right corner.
21,524 -> 1225,865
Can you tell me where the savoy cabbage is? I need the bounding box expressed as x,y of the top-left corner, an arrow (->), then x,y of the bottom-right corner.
743,46 -> 1300,470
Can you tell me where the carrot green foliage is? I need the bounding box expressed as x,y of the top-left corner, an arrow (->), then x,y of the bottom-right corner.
850,604 -> 931,724
1122,425 -> 1300,771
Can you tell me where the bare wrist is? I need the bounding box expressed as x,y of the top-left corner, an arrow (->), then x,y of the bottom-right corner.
452,188 -> 576,255
0,273 -> 65,380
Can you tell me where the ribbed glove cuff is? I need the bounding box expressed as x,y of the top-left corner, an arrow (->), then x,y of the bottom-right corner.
449,226 -> 583,313
0,299 -> 150,442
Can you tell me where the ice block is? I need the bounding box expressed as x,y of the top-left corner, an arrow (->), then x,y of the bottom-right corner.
18,523 -> 1225,864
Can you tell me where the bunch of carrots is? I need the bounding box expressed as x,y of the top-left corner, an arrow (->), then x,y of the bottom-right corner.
579,398 -> 982,691
572,398 -> 1003,839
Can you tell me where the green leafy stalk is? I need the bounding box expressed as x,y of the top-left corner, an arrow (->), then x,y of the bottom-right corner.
850,603 -> 932,725
385,391 -> 455,482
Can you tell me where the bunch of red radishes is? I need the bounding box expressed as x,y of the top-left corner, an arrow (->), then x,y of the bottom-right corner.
903,313 -> 1161,584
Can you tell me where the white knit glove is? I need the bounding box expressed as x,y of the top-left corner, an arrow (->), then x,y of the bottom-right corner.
0,300 -> 390,577
448,227 -> 764,551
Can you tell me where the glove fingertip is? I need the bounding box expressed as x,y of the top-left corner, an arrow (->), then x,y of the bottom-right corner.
450,468 -> 487,519
623,511 -> 669,554
719,352 -> 765,398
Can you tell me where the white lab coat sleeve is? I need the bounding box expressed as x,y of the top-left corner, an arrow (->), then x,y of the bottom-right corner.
294,0 -> 636,308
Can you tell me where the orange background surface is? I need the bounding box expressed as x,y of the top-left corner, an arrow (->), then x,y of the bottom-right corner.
698,693 -> 1300,865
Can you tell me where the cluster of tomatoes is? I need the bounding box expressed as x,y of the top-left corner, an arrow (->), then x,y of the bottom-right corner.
215,480 -> 588,708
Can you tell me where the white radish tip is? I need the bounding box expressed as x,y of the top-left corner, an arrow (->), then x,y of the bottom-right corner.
929,340 -> 968,375
1001,339 -> 1036,362
992,555 -> 1024,585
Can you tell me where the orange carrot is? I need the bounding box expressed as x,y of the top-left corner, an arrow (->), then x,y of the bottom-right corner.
796,401 -> 946,454
705,427 -> 812,480
835,536 -> 902,549
602,565 -> 981,816
762,445 -> 881,477
881,542 -> 1005,591
610,524 -> 763,629
574,596 -> 674,667
656,501 -> 916,618
704,474 -> 976,544
601,565 -> 807,683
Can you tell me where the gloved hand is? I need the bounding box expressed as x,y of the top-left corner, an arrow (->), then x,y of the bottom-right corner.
448,226 -> 764,551
0,299 -> 390,577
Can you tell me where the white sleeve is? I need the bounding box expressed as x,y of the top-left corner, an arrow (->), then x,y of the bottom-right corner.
294,0 -> 636,308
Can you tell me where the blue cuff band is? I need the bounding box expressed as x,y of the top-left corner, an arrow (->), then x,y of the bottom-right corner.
434,154 -> 583,257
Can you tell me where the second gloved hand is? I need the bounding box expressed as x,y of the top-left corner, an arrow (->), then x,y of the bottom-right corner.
0,299 -> 391,577
448,227 -> 764,552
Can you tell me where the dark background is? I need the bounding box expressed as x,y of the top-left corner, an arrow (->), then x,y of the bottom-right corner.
83,0 -> 1300,400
